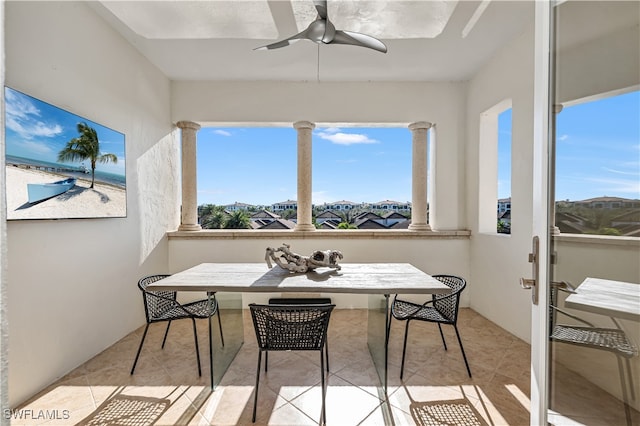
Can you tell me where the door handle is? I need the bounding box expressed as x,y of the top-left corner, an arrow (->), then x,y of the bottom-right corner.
520,236 -> 540,304
520,278 -> 536,290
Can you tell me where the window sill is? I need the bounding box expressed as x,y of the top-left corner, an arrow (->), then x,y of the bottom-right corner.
554,233 -> 640,247
167,229 -> 471,240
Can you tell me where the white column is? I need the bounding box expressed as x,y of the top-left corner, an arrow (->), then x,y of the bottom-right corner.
408,121 -> 432,231
293,121 -> 316,231
177,121 -> 202,231
428,125 -> 437,230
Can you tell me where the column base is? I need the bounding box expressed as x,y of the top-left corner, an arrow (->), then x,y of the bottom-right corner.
293,224 -> 316,232
178,223 -> 202,231
408,223 -> 432,231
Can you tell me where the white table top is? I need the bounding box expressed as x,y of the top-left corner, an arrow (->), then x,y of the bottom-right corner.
564,277 -> 640,322
148,263 -> 451,295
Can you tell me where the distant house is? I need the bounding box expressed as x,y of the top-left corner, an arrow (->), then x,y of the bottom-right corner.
316,210 -> 342,225
574,196 -> 640,209
498,210 -> 511,230
379,211 -> 409,227
371,200 -> 411,211
258,218 -> 297,229
610,210 -> 640,236
250,210 -> 281,224
390,219 -> 411,229
354,211 -> 383,222
272,200 -> 297,212
324,200 -> 361,211
225,202 -> 253,212
355,218 -> 387,229
318,221 -> 338,230
555,212 -> 589,234
498,197 -> 511,214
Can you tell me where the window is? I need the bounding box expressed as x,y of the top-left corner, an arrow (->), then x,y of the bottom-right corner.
194,125 -> 416,230
554,90 -> 640,236
478,99 -> 512,234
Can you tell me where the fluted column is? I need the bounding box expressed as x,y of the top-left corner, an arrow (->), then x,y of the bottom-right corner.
177,121 -> 202,231
428,125 -> 437,230
293,121 -> 316,231
408,121 -> 432,231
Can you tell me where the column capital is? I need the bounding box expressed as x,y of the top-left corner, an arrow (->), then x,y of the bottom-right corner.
293,121 -> 315,130
553,104 -> 564,114
408,121 -> 432,131
176,121 -> 201,131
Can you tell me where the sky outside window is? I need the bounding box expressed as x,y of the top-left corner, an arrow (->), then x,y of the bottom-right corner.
555,90 -> 640,202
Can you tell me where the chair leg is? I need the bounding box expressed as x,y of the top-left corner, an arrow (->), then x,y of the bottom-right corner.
265,351 -> 268,372
252,351 -> 263,423
438,323 -> 448,350
131,323 -> 150,375
453,325 -> 472,378
625,357 -> 636,401
617,356 -> 632,426
400,320 -> 410,380
325,339 -> 330,372
192,318 -> 202,377
217,309 -> 225,347
320,350 -> 327,425
161,321 -> 172,349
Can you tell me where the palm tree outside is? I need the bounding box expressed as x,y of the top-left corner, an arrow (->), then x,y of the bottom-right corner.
57,122 -> 118,189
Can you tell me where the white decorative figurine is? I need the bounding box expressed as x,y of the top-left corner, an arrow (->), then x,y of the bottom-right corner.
265,243 -> 343,273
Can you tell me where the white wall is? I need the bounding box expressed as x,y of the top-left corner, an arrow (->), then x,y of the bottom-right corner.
5,1 -> 178,406
466,26 -> 536,342
0,1 -> 9,419
167,234 -> 471,308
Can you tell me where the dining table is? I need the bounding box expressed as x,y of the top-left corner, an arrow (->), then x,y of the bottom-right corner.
147,262 -> 451,392
564,277 -> 640,322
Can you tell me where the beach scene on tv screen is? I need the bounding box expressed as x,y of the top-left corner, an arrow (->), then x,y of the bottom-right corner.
4,86 -> 126,220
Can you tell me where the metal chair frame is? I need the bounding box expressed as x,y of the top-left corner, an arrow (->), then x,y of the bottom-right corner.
249,303 -> 335,424
130,274 -> 224,376
391,274 -> 471,380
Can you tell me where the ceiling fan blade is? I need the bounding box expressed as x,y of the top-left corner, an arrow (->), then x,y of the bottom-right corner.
331,30 -> 388,53
254,28 -> 309,50
313,0 -> 328,19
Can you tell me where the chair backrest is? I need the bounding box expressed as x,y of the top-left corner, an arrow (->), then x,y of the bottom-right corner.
431,275 -> 466,323
138,275 -> 175,323
249,303 -> 335,351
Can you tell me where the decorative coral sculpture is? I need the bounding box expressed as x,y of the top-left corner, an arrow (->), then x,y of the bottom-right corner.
265,243 -> 343,273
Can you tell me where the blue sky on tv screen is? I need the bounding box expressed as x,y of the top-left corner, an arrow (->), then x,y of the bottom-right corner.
4,87 -> 126,177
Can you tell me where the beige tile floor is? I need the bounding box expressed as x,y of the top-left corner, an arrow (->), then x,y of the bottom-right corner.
12,308 -> 638,425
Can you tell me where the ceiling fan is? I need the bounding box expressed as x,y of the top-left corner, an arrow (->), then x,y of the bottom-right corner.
255,0 -> 387,53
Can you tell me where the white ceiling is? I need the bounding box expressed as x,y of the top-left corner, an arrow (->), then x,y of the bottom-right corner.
88,1 -> 638,83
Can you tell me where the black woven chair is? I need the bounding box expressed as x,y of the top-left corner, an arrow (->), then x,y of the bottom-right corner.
249,303 -> 335,424
268,297 -> 332,372
391,274 -> 471,379
550,281 -> 637,425
130,274 -> 224,376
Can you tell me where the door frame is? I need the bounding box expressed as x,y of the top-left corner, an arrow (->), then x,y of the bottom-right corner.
530,1 -> 553,425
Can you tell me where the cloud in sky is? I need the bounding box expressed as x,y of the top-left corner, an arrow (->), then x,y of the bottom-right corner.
213,129 -> 232,136
586,176 -> 640,195
558,134 -> 569,141
5,89 -> 62,140
316,128 -> 378,145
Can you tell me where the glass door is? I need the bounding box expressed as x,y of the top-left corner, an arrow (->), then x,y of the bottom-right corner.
547,1 -> 640,425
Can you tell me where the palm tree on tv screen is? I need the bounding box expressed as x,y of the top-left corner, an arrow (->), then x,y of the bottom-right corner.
57,122 -> 118,188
